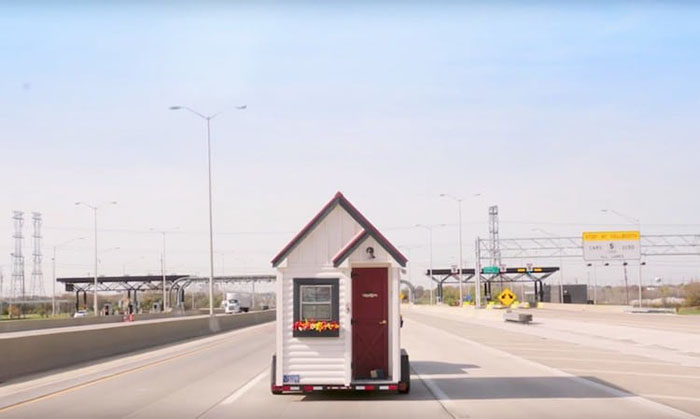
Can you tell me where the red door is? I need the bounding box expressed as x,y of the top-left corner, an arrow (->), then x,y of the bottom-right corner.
352,267 -> 389,380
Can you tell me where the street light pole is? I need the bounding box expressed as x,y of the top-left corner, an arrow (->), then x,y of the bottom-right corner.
150,228 -> 178,311
533,228 -> 564,303
416,224 -> 446,305
441,193 -> 481,307
170,105 -> 246,316
52,237 -> 84,316
440,194 -> 464,305
75,201 -> 116,316
601,209 -> 643,308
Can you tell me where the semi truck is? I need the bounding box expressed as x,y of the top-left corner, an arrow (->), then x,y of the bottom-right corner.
221,292 -> 252,313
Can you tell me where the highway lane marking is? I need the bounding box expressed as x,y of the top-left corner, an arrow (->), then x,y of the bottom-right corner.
0,323 -> 274,414
0,321 -> 274,400
563,368 -> 700,379
407,310 -> 700,369
405,318 -> 698,419
410,368 -> 459,419
193,367 -> 270,419
221,368 -> 269,405
525,356 -> 675,366
491,347 -> 613,354
642,394 -> 700,403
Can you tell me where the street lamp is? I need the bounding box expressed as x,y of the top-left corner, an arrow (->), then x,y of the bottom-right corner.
532,228 -> 565,303
440,194 -> 464,305
97,246 -> 121,267
52,237 -> 85,316
170,104 -> 246,316
601,209 -> 643,307
150,227 -> 179,311
75,201 -> 117,316
399,245 -> 421,303
415,224 -> 446,305
440,193 -> 480,307
122,256 -> 146,275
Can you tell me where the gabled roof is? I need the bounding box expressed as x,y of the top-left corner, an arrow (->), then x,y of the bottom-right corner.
271,192 -> 407,268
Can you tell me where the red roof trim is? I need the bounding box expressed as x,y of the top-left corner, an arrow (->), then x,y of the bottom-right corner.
271,192 -> 342,267
271,192 -> 408,268
331,229 -> 369,266
335,199 -> 407,267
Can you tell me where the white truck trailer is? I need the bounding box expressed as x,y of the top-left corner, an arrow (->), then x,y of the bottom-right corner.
221,292 -> 252,313
270,192 -> 410,394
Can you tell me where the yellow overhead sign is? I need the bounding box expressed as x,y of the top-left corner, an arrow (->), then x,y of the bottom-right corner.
582,231 -> 640,242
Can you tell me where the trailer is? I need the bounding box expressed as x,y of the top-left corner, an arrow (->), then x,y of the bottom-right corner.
221,292 -> 251,313
270,192 -> 410,394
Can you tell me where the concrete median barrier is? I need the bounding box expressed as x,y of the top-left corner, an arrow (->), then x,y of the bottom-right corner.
0,310 -> 205,334
0,310 -> 275,383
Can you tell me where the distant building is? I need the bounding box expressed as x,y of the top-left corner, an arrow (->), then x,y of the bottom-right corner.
544,284 -> 588,304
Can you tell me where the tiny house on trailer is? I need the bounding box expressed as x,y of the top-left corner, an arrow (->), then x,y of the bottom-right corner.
270,192 -> 410,394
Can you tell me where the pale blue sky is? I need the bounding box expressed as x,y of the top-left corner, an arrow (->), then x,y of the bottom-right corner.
1,1 -> 699,292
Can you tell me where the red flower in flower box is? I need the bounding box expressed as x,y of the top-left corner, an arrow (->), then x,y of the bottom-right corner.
293,320 -> 340,333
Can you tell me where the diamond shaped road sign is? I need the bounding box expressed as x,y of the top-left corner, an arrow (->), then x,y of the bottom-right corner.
497,288 -> 516,306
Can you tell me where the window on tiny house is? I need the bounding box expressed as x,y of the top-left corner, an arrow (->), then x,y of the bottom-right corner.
293,278 -> 340,337
300,285 -> 332,320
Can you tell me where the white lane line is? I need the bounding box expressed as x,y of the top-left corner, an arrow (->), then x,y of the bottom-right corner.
563,368 -> 700,380
411,369 -> 459,419
526,356 -> 674,366
221,369 -> 269,406
642,394 -> 700,403
405,318 -> 698,419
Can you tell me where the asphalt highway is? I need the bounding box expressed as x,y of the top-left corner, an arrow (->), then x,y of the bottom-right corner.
0,308 -> 697,418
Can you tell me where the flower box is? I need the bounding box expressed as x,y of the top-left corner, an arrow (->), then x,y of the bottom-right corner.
293,320 -> 340,337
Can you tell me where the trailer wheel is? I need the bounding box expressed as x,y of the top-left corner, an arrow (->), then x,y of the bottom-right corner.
271,355 -> 282,394
399,349 -> 410,394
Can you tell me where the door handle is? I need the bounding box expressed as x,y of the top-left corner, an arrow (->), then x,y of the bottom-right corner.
379,320 -> 387,325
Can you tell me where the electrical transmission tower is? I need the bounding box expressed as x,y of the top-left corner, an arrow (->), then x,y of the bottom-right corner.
11,211 -> 25,316
488,205 -> 501,268
30,212 -> 45,297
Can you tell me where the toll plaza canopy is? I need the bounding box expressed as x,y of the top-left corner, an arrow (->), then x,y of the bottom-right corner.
425,266 -> 560,302
57,275 -> 189,293
57,274 -> 277,312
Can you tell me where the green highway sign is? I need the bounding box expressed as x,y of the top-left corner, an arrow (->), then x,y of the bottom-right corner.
483,266 -> 499,274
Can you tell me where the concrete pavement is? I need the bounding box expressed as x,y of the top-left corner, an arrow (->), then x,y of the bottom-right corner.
0,309 -> 697,418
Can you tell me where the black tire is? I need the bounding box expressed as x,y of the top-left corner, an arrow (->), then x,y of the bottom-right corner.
400,349 -> 410,394
271,355 -> 282,394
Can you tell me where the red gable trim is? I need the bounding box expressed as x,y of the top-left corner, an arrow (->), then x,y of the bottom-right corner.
271,192 -> 342,267
271,192 -> 407,268
331,229 -> 369,267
